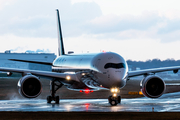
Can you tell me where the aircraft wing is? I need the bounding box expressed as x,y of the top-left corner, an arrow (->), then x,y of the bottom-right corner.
9,59 -> 53,65
128,66 -> 180,77
0,67 -> 80,82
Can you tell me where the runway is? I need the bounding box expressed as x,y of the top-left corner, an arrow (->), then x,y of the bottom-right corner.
1,92 -> 180,112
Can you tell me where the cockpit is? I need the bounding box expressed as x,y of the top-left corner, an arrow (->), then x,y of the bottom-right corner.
104,63 -> 126,69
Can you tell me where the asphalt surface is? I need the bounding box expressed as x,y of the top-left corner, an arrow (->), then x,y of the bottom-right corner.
1,77 -> 180,119
0,91 -> 180,112
0,92 -> 180,119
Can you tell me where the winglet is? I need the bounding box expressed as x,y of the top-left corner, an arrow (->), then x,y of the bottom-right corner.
56,9 -> 65,56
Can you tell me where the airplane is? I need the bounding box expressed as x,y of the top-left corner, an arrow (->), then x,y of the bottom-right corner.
0,9 -> 180,106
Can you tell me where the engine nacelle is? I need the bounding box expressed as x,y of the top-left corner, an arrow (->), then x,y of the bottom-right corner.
140,75 -> 166,98
18,75 -> 42,98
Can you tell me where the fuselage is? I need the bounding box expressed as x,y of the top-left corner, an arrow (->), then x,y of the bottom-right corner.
52,52 -> 128,89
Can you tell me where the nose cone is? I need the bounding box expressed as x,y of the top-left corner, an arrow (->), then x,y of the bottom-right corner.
91,52 -> 128,89
109,69 -> 127,88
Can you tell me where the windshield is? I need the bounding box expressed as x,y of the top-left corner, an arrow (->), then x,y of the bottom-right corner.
104,63 -> 126,69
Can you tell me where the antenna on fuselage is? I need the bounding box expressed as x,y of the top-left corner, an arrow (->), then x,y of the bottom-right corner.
56,9 -> 65,56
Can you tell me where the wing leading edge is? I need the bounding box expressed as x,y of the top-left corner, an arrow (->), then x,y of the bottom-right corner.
0,67 -> 80,82
9,59 -> 53,65
128,66 -> 180,77
1,65 -> 180,80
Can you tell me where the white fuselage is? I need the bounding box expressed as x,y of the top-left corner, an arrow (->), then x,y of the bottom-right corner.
52,52 -> 128,89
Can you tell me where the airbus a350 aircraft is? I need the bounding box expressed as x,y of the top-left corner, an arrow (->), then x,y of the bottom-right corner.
0,9 -> 180,106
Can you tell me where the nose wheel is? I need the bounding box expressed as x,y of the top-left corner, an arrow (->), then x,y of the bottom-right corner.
108,95 -> 121,106
109,88 -> 121,106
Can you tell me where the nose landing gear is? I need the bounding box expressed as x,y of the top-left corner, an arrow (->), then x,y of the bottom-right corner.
108,95 -> 121,106
108,88 -> 121,106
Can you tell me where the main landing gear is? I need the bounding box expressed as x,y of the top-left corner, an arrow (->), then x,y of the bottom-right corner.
108,88 -> 121,106
47,79 -> 63,104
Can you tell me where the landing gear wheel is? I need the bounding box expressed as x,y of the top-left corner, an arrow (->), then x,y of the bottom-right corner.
47,79 -> 63,104
47,96 -> 52,103
110,100 -> 118,106
118,96 -> 121,103
55,96 -> 59,104
108,95 -> 121,106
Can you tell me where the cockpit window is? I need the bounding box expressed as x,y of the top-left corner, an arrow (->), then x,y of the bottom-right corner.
104,63 -> 126,69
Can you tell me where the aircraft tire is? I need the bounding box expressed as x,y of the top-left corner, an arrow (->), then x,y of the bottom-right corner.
47,96 -> 52,103
108,95 -> 118,106
55,96 -> 59,104
110,100 -> 118,106
118,96 -> 121,103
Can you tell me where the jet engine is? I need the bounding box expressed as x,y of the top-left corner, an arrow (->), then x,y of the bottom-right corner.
18,75 -> 42,98
140,75 -> 166,98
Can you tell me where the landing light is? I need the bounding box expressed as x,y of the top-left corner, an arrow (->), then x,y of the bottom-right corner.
111,88 -> 115,92
111,88 -> 119,93
66,76 -> 71,80
7,72 -> 12,76
113,93 -> 117,97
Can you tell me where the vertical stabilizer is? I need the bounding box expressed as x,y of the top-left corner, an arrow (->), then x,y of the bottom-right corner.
56,9 -> 65,56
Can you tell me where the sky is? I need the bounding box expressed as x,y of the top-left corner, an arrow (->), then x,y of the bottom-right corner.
0,0 -> 180,61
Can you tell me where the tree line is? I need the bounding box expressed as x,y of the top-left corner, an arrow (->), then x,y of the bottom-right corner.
127,59 -> 180,70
